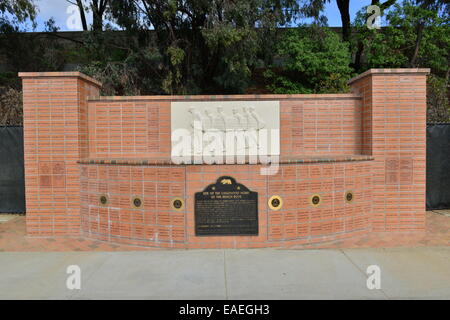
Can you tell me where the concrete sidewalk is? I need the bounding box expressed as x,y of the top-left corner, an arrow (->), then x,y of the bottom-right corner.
0,247 -> 449,300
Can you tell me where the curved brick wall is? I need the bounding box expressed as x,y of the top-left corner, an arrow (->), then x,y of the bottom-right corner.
19,69 -> 429,247
86,95 -> 363,159
80,160 -> 372,248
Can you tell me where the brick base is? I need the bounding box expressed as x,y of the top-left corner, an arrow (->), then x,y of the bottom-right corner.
78,160 -> 375,248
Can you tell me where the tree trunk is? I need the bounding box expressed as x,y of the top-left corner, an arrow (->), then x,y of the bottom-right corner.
410,22 -> 425,67
336,0 -> 351,42
76,0 -> 88,31
91,0 -> 107,31
353,41 -> 365,72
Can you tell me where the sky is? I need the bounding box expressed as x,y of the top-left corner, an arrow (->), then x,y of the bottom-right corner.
31,0 -> 374,31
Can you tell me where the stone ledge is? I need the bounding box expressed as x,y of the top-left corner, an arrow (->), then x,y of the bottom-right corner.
348,68 -> 430,85
18,71 -> 102,88
78,155 -> 374,166
88,93 -> 362,102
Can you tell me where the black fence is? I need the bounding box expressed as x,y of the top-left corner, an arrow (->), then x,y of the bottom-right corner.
426,123 -> 450,210
0,126 -> 25,213
0,125 -> 448,213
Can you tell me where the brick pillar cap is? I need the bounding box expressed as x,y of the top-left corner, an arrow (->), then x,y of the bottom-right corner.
18,71 -> 102,88
348,68 -> 430,85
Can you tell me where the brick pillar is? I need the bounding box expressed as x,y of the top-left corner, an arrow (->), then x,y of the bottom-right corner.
19,72 -> 101,236
348,68 -> 429,232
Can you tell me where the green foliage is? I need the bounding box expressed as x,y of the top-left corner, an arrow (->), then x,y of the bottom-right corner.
352,0 -> 449,122
427,74 -> 450,123
0,86 -> 22,125
201,25 -> 257,94
0,0 -> 448,125
106,0 -> 300,94
163,45 -> 186,94
264,26 -> 353,94
353,0 -> 449,74
0,17 -> 66,89
0,0 -> 36,22
78,41 -> 166,96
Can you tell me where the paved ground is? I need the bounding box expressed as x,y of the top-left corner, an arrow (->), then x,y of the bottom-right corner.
0,247 -> 449,299
0,211 -> 449,251
0,212 -> 448,299
0,214 -> 18,223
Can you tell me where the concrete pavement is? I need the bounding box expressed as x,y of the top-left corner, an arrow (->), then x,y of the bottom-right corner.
0,247 -> 449,299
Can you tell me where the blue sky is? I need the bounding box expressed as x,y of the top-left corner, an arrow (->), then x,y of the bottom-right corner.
31,0 -> 374,31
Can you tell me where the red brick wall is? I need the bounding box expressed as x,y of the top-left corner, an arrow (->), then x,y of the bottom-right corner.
20,72 -> 100,236
80,161 -> 372,248
87,95 -> 361,159
87,101 -> 170,158
280,98 -> 362,156
20,68 -> 429,248
80,165 -> 186,245
349,69 -> 429,232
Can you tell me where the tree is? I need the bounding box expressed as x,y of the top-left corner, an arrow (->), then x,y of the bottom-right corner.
67,0 -> 109,31
0,18 -> 66,88
104,0 -> 301,94
264,25 -> 353,94
408,0 -> 449,67
0,1 -> 37,124
352,0 -> 449,122
427,74 -> 450,123
0,0 -> 36,22
353,0 -> 449,74
300,1 -> 398,42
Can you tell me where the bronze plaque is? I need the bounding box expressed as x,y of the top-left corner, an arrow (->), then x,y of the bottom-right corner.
195,176 -> 258,236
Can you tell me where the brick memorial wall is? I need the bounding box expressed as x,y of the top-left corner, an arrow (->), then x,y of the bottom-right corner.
19,68 -> 429,248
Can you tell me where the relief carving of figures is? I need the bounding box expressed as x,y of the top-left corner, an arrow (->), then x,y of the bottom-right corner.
188,106 -> 267,157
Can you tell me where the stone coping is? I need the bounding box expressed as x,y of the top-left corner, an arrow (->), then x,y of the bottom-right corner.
18,71 -> 102,88
347,68 -> 430,85
78,155 -> 374,166
18,69 -> 431,95
88,93 -> 362,102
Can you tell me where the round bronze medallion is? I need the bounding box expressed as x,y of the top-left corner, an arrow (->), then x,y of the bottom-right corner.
173,199 -> 182,209
310,194 -> 321,207
272,198 -> 280,207
345,191 -> 354,203
99,195 -> 108,206
268,195 -> 283,211
132,197 -> 143,208
171,198 -> 184,211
